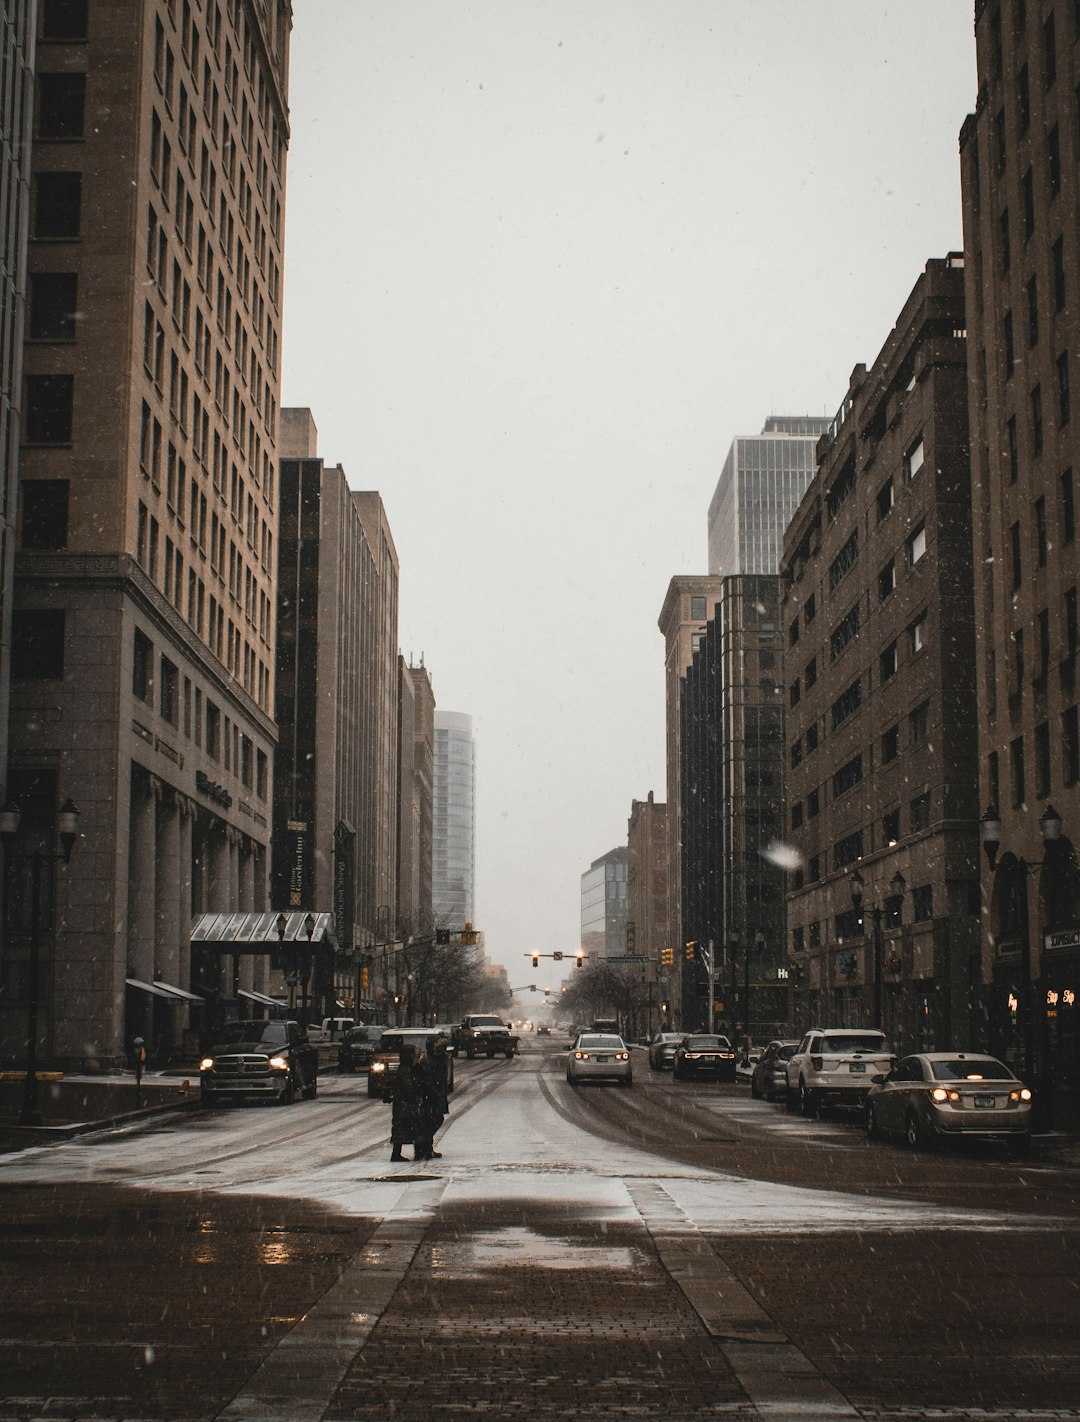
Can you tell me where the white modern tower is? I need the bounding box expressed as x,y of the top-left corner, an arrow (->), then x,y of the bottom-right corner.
433,710 -> 476,928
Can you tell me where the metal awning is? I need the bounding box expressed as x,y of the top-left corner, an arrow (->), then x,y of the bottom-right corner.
237,988 -> 284,1007
190,910 -> 339,952
126,977 -> 181,1001
153,979 -> 204,1002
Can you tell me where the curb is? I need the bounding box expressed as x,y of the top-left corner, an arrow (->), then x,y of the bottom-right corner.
0,1093 -> 202,1153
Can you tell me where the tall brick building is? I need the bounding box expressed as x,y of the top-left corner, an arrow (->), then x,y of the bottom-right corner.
781,257 -> 980,1055
4,0 -> 292,1066
960,0 -> 1080,1120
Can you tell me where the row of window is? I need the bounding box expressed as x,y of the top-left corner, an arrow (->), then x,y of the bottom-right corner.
990,703 -> 1080,808
790,883 -> 935,954
132,625 -> 267,795
790,708 -> 932,831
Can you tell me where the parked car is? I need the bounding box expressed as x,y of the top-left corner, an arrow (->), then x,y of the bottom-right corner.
865,1052 -> 1033,1154
308,1015 -> 356,1043
673,1034 -> 736,1081
337,1022 -> 388,1075
735,1048 -> 762,1084
367,1027 -> 455,1100
750,1039 -> 800,1101
199,1019 -> 318,1106
648,1031 -> 685,1071
566,1032 -> 633,1087
786,1028 -> 894,1117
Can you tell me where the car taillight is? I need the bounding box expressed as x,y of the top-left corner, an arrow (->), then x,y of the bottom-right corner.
931,1087 -> 961,1103
616,1052 -> 629,1060
575,1051 -> 590,1060
1010,1088 -> 1033,1102
810,1056 -> 823,1070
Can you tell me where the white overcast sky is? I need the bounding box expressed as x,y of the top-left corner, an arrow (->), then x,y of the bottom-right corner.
281,1 -> 977,994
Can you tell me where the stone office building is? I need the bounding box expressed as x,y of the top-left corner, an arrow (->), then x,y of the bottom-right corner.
781,256 -> 980,1056
4,0 -> 292,1067
960,2 -> 1080,1124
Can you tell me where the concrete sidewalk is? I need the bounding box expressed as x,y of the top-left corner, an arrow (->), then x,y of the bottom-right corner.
0,1071 -> 200,1151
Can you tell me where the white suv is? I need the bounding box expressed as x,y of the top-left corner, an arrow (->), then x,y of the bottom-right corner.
786,1028 -> 894,1118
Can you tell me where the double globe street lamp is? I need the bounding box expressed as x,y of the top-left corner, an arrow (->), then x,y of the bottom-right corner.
848,867 -> 907,1031
0,797 -> 81,1126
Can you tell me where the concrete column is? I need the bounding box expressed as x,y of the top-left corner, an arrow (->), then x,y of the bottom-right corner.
238,837 -> 255,995
127,774 -> 159,1047
155,789 -> 182,1057
252,845 -> 268,995
176,796 -> 195,992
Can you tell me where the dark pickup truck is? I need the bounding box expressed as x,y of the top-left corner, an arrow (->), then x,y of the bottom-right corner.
452,1015 -> 519,1060
199,1019 -> 318,1106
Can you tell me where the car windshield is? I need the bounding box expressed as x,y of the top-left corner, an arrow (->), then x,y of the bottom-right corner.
684,1036 -> 729,1049
775,1045 -> 797,1061
213,1022 -> 287,1050
470,1017 -> 505,1028
930,1057 -> 1015,1082
578,1035 -> 622,1048
378,1033 -> 434,1052
820,1034 -> 888,1054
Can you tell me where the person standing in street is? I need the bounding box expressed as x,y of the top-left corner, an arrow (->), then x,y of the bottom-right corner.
416,1033 -> 450,1160
389,1043 -> 424,1161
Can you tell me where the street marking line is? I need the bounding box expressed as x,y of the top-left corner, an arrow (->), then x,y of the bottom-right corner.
626,1180 -> 860,1422
215,1178 -> 447,1422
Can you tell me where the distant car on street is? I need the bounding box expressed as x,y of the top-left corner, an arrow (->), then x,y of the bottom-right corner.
566,1032 -> 632,1087
648,1031 -> 685,1071
536,1024 -> 551,1036
673,1034 -> 736,1082
750,1039 -> 800,1101
337,1023 -> 388,1075
865,1052 -> 1033,1154
367,1027 -> 455,1100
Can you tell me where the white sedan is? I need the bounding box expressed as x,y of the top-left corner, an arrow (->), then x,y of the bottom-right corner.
566,1032 -> 633,1087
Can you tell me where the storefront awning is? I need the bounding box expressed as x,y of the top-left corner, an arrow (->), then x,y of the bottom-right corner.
238,988 -> 284,1008
153,980 -> 204,1002
126,977 -> 182,1001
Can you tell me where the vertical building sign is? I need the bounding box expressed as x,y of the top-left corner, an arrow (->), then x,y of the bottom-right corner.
287,819 -> 309,907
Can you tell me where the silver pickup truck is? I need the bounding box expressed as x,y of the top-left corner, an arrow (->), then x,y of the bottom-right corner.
452,1014 -> 519,1059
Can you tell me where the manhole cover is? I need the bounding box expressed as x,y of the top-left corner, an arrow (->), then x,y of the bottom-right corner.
366,1173 -> 440,1183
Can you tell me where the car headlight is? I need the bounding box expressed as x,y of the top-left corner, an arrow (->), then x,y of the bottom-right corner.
371,1061 -> 386,1072
268,1055 -> 289,1071
199,1057 -> 214,1071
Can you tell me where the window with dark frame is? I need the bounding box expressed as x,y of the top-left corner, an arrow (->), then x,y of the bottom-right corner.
1054,236 -> 1066,310
33,171 -> 81,238
1011,734 -> 1026,805
1036,496 -> 1048,565
1018,61 -> 1030,132
37,73 -> 86,138
1005,309 -> 1015,375
1062,468 -> 1075,542
882,724 -> 900,763
1059,351 -> 1070,427
910,700 -> 930,746
29,273 -> 77,339
883,808 -> 901,845
1032,383 -> 1043,454
1023,166 -> 1035,237
912,884 -> 934,924
1027,273 -> 1039,346
160,655 -> 179,725
1048,123 -> 1062,197
911,793 -> 931,834
880,640 -> 898,681
133,629 -> 153,702
23,374 -> 73,443
1035,720 -> 1051,797
11,610 -> 65,680
1066,586 -> 1078,658
1011,520 -> 1023,588
1064,705 -> 1080,786
41,0 -> 89,39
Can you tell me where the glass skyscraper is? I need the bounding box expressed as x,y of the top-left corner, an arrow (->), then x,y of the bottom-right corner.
433,710 -> 476,927
707,416 -> 831,577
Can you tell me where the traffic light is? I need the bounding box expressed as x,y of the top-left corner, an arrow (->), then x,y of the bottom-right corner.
661,946 -> 674,967
685,941 -> 697,962
461,922 -> 478,945
360,966 -> 370,991
531,954 -> 539,968
575,951 -> 583,969
436,929 -> 450,945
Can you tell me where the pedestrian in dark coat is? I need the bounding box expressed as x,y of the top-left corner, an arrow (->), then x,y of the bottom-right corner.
416,1034 -> 450,1160
390,1043 -> 425,1161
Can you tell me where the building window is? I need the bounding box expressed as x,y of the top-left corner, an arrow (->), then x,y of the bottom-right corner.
830,603 -> 860,660
832,755 -> 863,799
878,559 -> 896,600
907,523 -> 927,565
1011,520 -> 1023,589
1066,586 -> 1078,658
23,374 -> 73,443
804,655 -> 817,689
995,105 -> 1006,170
831,678 -> 862,730
828,529 -> 859,590
909,610 -> 928,655
1007,416 -> 1019,482
804,593 -> 816,625
905,437 -> 925,479
33,171 -> 81,238
792,925 -> 805,953
833,831 -> 864,873
1036,496 -> 1048,565
911,793 -> 931,834
1035,720 -> 1051,796
876,478 -> 894,522
11,610 -> 65,680
1023,166 -> 1035,237
880,640 -> 897,681
1031,383 -> 1043,454
133,629 -> 153,702
912,884 -> 934,924
999,209 -> 1011,274
790,738 -> 802,769
1059,352 -> 1071,427
1044,12 -> 1057,88
789,678 -> 800,708
241,734 -> 253,787
690,595 -> 706,620
1011,734 -> 1026,805
1013,626 -> 1025,691
826,458 -> 856,520
791,802 -> 804,831
1048,122 -> 1062,197
1018,61 -> 1030,132
206,700 -> 221,759
809,918 -> 821,946
807,787 -> 820,818
1027,273 -> 1039,346
882,724 -> 900,763
42,0 -> 89,38
1062,468 -> 1075,543
1004,310 -> 1015,375
29,273 -> 77,340
883,808 -> 901,845
1063,705 -> 1080,786
789,616 -> 800,648
1054,236 -> 1066,311
160,656 -> 179,725
910,700 -> 930,746
21,481 -> 69,549
806,723 -> 819,754
256,749 -> 268,800
37,73 -> 86,138
1038,607 -> 1051,680
691,631 -> 704,654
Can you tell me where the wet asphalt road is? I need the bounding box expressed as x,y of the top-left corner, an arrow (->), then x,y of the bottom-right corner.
2,1037 -> 1079,1422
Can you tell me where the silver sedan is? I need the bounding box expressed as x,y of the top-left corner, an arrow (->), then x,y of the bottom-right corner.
865,1052 -> 1033,1154
566,1033 -> 633,1087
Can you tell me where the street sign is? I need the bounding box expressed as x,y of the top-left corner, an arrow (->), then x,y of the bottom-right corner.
552,951 -> 563,961
605,954 -> 651,964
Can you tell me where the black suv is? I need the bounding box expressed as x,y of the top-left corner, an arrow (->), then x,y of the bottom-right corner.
199,1019 -> 318,1106
338,1022 -> 388,1075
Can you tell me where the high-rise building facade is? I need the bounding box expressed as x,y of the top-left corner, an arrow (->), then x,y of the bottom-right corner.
626,792 -> 667,967
960,0 -> 1080,1121
0,0 -> 38,803
580,846 -> 628,961
397,657 -> 435,941
707,416 -> 831,578
4,0 -> 292,1067
781,257 -> 978,1055
433,710 -> 475,928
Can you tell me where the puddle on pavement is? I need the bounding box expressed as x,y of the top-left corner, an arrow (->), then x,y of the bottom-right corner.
430,1225 -> 642,1276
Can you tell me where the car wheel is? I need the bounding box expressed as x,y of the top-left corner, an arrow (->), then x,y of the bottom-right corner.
367,1080 -> 380,1098
505,1051 -> 514,1059
302,1078 -> 317,1100
866,1105 -> 879,1142
467,1048 -> 476,1060
799,1081 -> 818,1119
566,1070 -> 577,1085
906,1108 -> 934,1151
785,1084 -> 798,1113
751,1077 -> 760,1099
280,1074 -> 296,1106
200,1087 -> 213,1108
486,1051 -> 495,1058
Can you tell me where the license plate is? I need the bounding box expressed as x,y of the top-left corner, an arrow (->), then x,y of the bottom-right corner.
974,1094 -> 996,1108
596,1055 -> 609,1063
848,1062 -> 866,1073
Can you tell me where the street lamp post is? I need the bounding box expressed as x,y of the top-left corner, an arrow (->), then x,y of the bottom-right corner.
848,868 -> 906,1032
744,930 -> 765,1046
979,803 -> 1062,1080
0,798 -> 81,1127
